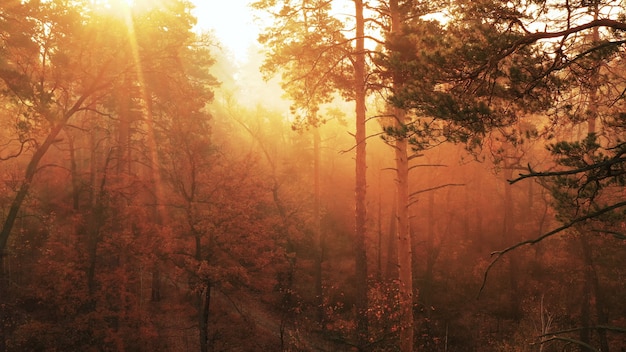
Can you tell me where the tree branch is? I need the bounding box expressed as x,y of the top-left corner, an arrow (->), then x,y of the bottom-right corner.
509,157 -> 626,184
478,200 -> 626,297
409,183 -> 464,197
533,336 -> 600,352
538,325 -> 626,337
339,132 -> 386,154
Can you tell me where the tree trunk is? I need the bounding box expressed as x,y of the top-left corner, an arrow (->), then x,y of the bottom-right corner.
502,166 -> 521,320
578,9 -> 609,349
353,0 -> 369,348
0,70 -> 103,259
395,108 -> 413,352
389,1 -> 414,350
385,201 -> 398,280
151,267 -> 161,302
313,126 -> 324,326
199,283 -> 211,352
0,280 -> 6,352
67,131 -> 81,211
579,236 -> 591,351
0,122 -> 65,256
423,188 -> 436,310
579,236 -> 609,352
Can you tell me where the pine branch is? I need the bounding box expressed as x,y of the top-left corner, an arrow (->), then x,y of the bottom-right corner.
509,157 -> 626,184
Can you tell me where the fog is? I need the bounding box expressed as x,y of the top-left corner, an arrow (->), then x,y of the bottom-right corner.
0,1 -> 624,351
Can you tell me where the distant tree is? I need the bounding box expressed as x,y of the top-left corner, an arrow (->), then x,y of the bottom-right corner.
0,1 -> 219,350
0,0 -> 120,262
252,0 -> 371,346
254,0 -> 343,327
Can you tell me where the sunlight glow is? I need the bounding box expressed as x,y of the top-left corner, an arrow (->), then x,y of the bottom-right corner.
90,0 -> 132,9
191,0 -> 259,62
89,0 -> 163,15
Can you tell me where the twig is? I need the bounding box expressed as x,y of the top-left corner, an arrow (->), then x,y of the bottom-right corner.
591,229 -> 626,240
532,336 -> 599,351
339,132 -> 385,154
538,325 -> 626,337
409,183 -> 465,198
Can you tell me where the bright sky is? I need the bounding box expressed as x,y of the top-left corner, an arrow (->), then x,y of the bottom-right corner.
190,0 -> 259,62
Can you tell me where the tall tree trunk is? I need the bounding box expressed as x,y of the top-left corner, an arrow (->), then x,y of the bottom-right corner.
67,131 -> 81,211
423,188 -> 436,311
353,0 -> 369,347
199,283 -> 212,352
313,126 -> 324,326
0,306 -> 5,352
143,93 -> 166,302
0,122 -> 65,256
502,166 -> 521,320
385,201 -> 398,280
388,1 -> 414,350
395,108 -> 413,352
577,8 -> 609,349
0,262 -> 6,352
578,237 -> 609,352
0,72 -> 103,260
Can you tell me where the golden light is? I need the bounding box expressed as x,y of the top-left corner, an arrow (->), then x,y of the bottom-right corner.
191,0 -> 259,62
88,0 -> 163,14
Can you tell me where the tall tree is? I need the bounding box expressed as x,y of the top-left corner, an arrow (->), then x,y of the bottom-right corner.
388,1 -> 625,349
391,0 -> 625,238
252,0 -> 371,345
0,0 -> 119,261
376,4 -> 447,349
388,1 -> 413,349
352,0 -> 370,345
1,1 -> 219,350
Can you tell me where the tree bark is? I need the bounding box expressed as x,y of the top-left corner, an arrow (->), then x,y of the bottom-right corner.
385,201 -> 398,280
388,1 -> 414,350
353,0 -> 369,347
503,166 -> 521,320
395,108 -> 413,352
199,283 -> 212,352
313,126 -> 325,326
423,188 -> 436,311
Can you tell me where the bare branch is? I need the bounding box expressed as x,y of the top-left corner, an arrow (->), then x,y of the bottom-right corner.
0,140 -> 28,161
478,200 -> 626,297
409,183 -> 464,198
339,132 -> 386,154
537,325 -> 626,337
408,164 -> 447,170
591,229 -> 626,240
509,157 -> 626,184
533,336 -> 600,352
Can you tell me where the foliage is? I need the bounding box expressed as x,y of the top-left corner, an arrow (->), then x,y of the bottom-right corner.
1,1 -> 625,351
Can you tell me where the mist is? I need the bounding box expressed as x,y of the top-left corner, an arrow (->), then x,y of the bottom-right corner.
0,1 -> 624,351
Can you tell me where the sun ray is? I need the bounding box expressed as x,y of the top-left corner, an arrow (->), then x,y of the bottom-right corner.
120,4 -> 169,224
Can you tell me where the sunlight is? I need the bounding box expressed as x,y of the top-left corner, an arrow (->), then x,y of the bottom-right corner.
89,0 -> 162,14
90,0 -> 132,9
191,0 -> 258,62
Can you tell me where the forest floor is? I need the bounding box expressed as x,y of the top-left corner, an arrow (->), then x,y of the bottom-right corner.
215,289 -> 357,351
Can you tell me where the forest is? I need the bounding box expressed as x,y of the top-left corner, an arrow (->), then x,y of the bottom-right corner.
0,0 -> 625,351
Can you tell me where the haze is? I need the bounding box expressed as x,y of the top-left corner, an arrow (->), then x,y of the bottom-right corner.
191,0 -> 258,62
0,1 -> 624,352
